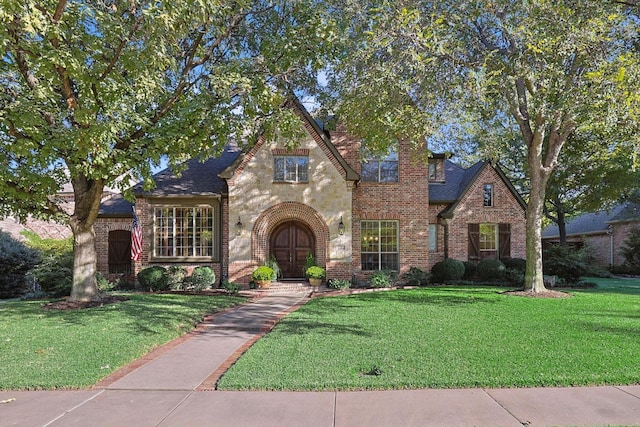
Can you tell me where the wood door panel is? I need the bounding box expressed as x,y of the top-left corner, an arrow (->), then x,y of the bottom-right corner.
270,221 -> 315,279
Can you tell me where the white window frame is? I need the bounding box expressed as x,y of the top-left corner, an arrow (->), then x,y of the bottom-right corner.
361,146 -> 399,183
360,220 -> 399,271
152,205 -> 217,260
483,184 -> 494,207
479,223 -> 498,251
274,155 -> 309,183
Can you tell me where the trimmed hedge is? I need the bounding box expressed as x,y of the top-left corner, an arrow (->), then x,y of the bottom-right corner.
190,266 -> 216,291
477,259 -> 506,280
431,258 -> 465,283
137,266 -> 168,291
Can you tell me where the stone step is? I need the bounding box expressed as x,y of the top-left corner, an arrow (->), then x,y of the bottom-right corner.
245,281 -> 325,295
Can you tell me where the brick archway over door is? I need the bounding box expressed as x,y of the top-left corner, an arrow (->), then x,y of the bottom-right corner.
253,202 -> 329,268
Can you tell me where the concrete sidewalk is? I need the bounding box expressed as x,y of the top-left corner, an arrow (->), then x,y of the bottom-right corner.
1,292 -> 640,427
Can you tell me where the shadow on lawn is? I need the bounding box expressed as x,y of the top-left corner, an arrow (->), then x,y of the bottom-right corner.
343,287 -> 501,307
1,294 -> 242,336
274,318 -> 373,337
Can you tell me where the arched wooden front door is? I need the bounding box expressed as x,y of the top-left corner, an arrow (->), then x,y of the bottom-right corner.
270,221 -> 315,279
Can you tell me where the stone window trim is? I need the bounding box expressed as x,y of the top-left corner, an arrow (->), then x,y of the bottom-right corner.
429,223 -> 438,252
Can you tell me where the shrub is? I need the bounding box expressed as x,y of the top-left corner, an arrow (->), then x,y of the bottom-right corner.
22,232 -> 73,298
503,258 -> 527,272
620,227 -> 640,268
166,266 -> 188,290
190,266 -> 216,291
0,231 -> 41,298
265,255 -> 281,281
463,261 -> 477,279
505,268 -> 524,286
252,266 -> 274,281
431,258 -> 465,283
477,259 -> 506,280
543,245 -> 591,283
29,251 -> 73,297
96,273 -> 117,292
327,279 -> 351,290
137,266 -> 168,291
222,280 -> 242,294
305,266 -> 326,279
402,267 -> 429,286
369,270 -> 396,288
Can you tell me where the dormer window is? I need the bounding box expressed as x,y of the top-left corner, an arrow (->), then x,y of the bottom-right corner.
361,146 -> 398,182
483,184 -> 494,207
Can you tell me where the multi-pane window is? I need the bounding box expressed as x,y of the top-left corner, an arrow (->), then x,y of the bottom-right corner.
429,224 -> 438,252
154,207 -> 214,258
274,155 -> 309,183
479,223 -> 497,251
361,147 -> 399,182
361,220 -> 399,271
483,184 -> 494,207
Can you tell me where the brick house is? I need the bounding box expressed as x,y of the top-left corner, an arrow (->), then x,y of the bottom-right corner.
542,202 -> 640,269
96,99 -> 526,285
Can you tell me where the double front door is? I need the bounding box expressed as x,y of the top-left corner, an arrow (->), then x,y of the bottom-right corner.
270,221 -> 314,279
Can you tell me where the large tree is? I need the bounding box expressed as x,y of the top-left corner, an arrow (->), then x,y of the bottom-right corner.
326,0 -> 640,292
0,1 -> 336,301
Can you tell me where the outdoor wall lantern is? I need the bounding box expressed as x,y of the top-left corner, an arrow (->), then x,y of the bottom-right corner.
235,216 -> 243,236
338,216 -> 346,235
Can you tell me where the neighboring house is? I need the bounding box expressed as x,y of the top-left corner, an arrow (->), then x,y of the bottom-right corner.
542,202 -> 640,268
96,99 -> 526,285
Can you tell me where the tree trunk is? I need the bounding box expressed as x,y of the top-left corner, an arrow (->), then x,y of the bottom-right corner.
557,205 -> 567,246
523,140 -> 554,292
69,222 -> 100,301
68,174 -> 105,302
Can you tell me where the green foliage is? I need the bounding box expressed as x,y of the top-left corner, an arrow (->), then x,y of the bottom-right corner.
327,279 -> 351,290
369,270 -> 396,288
190,266 -> 216,292
463,261 -> 477,279
252,266 -> 275,282
166,266 -> 188,291
543,245 -> 591,284
431,259 -> 465,283
401,266 -> 429,286
222,280 -> 242,294
477,259 -> 506,280
505,268 -> 525,287
137,266 -> 168,292
502,258 -> 527,272
304,252 -> 317,272
620,227 -> 640,268
0,1 -> 339,301
305,266 -> 326,279
265,255 -> 281,281
29,252 -> 74,298
0,231 -> 40,298
20,232 -> 73,297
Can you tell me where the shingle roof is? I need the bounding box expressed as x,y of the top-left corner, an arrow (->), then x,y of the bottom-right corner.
99,194 -> 134,217
133,145 -> 241,197
429,160 -> 485,203
541,202 -> 640,238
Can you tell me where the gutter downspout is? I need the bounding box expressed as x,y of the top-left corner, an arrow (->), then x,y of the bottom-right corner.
607,225 -> 614,269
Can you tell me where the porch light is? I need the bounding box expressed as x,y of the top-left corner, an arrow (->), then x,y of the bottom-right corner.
235,216 -> 243,236
338,216 -> 346,235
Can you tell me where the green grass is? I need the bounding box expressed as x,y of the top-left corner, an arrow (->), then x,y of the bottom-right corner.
0,293 -> 244,390
218,277 -> 640,391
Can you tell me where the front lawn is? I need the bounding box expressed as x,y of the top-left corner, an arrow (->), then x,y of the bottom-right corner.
0,293 -> 244,390
218,277 -> 640,390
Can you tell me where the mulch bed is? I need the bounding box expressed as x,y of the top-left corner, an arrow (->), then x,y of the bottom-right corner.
504,289 -> 571,298
42,295 -> 130,311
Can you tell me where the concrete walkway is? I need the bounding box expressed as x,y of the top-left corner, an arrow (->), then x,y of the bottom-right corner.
1,292 -> 640,427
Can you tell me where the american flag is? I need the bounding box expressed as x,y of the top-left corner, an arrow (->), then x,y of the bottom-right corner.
131,207 -> 143,261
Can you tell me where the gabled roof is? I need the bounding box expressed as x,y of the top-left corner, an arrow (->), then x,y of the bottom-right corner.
432,160 -> 526,218
220,97 -> 359,181
134,145 -> 242,197
541,201 -> 640,238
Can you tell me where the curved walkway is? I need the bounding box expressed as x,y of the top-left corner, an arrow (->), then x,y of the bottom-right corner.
1,291 -> 639,427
